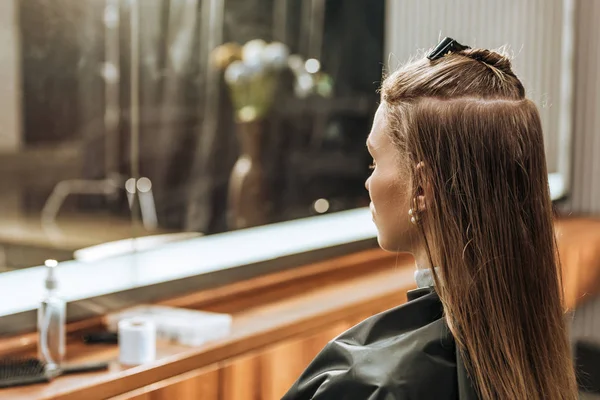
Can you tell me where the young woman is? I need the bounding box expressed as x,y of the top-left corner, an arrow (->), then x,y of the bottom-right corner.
282,38 -> 578,399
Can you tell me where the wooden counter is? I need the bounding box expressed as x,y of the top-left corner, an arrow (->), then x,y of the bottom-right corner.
0,248 -> 416,400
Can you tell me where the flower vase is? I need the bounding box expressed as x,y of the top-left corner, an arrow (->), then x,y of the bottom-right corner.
227,120 -> 268,229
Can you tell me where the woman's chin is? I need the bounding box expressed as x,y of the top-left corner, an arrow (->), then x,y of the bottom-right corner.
376,229 -> 411,253
376,233 -> 395,253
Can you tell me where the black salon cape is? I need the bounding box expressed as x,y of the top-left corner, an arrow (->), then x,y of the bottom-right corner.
281,288 -> 479,399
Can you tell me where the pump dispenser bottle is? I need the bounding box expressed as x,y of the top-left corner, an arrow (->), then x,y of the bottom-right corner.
37,259 -> 66,370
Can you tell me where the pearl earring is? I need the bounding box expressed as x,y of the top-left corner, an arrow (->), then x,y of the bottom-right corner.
409,198 -> 421,225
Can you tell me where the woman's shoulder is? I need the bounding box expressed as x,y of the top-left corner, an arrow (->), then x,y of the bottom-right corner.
282,289 -> 463,400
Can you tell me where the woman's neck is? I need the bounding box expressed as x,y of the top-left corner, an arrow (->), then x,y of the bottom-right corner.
413,244 -> 432,271
412,243 -> 439,288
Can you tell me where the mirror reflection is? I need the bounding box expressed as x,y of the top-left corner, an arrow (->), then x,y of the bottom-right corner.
0,0 -> 384,271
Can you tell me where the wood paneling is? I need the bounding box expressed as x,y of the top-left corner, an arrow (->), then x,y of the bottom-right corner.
220,352 -> 260,400
109,365 -> 220,400
258,322 -> 353,400
259,336 -> 310,400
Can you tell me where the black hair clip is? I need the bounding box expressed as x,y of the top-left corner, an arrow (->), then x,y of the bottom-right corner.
427,37 -> 470,60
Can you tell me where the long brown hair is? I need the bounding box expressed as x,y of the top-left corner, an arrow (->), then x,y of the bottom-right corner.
381,48 -> 577,399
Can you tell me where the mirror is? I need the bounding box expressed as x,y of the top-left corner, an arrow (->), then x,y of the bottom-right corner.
0,0 -> 385,271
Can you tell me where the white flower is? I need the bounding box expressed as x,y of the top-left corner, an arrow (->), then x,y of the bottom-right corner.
262,42 -> 290,70
242,39 -> 267,67
224,60 -> 249,85
244,56 -> 266,77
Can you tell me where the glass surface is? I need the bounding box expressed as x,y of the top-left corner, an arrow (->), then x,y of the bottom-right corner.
0,0 -> 384,272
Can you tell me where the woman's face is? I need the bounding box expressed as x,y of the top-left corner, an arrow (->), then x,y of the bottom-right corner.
365,105 -> 415,252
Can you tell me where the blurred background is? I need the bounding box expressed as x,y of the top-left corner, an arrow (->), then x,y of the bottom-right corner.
1,0 -> 600,398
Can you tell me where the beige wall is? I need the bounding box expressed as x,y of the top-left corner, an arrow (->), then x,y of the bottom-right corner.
385,0 -> 570,175
563,0 -> 600,214
0,0 -> 21,152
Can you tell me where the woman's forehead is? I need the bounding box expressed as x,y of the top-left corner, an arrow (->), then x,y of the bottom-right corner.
368,105 -> 390,149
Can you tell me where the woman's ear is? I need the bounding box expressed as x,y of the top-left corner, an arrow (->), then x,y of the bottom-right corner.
415,161 -> 431,212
